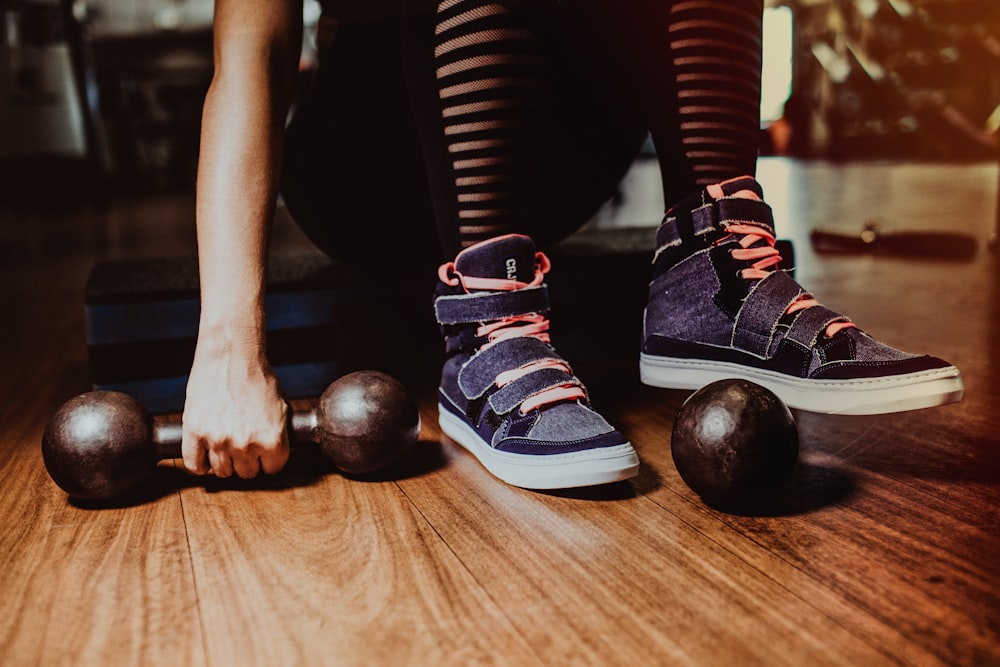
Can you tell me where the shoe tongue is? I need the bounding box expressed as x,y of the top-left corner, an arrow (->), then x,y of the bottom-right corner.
454,234 -> 538,283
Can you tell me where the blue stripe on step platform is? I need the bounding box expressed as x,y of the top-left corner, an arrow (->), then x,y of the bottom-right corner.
93,362 -> 341,415
86,291 -> 350,345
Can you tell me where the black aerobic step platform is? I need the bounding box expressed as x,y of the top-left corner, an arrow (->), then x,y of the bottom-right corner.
84,229 -> 793,414
85,253 -> 393,414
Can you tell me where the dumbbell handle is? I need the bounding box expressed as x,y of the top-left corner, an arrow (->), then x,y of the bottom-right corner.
150,411 -> 319,460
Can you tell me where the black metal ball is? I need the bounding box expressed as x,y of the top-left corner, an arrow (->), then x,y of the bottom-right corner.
41,391 -> 156,500
671,379 -> 798,509
315,371 -> 420,475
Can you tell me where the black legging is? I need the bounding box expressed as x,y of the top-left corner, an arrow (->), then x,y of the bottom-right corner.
281,1 -> 761,267
280,15 -> 445,273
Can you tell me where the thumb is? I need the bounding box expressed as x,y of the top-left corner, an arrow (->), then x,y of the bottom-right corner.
181,426 -> 211,475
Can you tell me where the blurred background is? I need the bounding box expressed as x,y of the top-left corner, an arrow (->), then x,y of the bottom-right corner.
0,0 -> 997,209
760,0 -> 999,161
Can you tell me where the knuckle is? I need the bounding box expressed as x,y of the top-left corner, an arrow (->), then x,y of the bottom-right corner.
230,439 -> 252,453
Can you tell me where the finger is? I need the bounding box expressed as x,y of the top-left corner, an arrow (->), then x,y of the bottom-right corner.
232,445 -> 263,479
182,433 -> 211,475
260,431 -> 291,475
208,447 -> 234,478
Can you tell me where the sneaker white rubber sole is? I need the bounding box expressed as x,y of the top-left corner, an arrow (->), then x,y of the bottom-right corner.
640,353 -> 964,415
437,405 -> 640,489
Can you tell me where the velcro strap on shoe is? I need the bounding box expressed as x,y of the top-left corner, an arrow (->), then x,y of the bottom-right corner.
458,336 -> 564,399
717,198 -> 775,235
655,213 -> 683,249
732,271 -> 804,358
690,198 -> 775,237
488,367 -> 579,416
786,305 -> 848,349
434,285 -> 550,325
691,202 -> 717,236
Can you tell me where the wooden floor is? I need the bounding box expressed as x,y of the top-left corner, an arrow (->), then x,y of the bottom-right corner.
1,159 -> 998,666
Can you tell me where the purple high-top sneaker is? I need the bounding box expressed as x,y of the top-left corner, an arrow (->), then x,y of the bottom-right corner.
434,234 -> 639,488
641,176 -> 963,415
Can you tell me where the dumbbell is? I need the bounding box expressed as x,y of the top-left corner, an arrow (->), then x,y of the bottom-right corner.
42,370 -> 421,500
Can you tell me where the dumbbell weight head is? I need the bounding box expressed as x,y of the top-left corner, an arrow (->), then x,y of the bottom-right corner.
315,371 -> 421,475
42,390 -> 157,500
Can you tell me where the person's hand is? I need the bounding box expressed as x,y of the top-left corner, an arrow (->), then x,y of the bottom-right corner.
181,339 -> 290,479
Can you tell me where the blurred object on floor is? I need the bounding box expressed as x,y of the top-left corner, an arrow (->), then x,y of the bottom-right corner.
810,220 -> 978,260
0,0 -> 111,211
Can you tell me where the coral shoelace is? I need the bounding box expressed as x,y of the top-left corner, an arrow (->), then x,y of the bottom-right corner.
438,252 -> 586,414
723,224 -> 856,338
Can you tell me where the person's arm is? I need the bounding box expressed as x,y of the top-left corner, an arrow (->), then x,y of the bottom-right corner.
182,0 -> 303,479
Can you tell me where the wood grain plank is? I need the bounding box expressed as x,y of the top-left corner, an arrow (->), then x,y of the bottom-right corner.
178,433 -> 541,667
0,234 -> 208,667
599,387 -> 948,667
610,334 -> 999,666
637,437 -> 999,666
400,411 -> 897,666
0,353 -> 204,667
